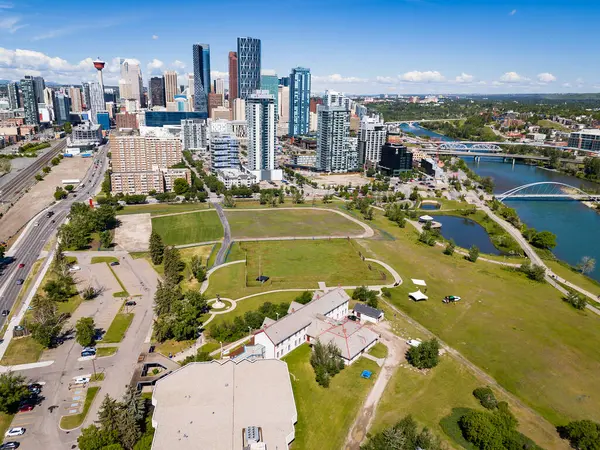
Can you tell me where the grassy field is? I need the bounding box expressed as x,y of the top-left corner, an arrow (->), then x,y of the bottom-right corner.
91,256 -> 118,264
96,346 -> 118,357
151,210 -> 223,245
208,291 -> 301,328
283,345 -> 379,450
546,260 -> 600,297
207,243 -> 221,268
116,203 -> 209,216
0,336 -> 45,365
225,208 -> 365,239
1,258 -> 43,335
179,245 -> 215,291
91,373 -> 105,382
0,413 -> 13,440
60,386 -> 100,430
103,312 -> 134,343
371,356 -> 565,449
357,210 -> 600,425
241,240 -> 392,289
368,342 -> 388,359
155,339 -> 195,356
538,119 -> 571,132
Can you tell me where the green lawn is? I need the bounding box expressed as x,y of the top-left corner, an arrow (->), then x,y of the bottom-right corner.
208,291 -> 301,328
60,386 -> 100,430
107,263 -> 129,297
538,119 -> 571,132
0,336 -> 44,365
151,210 -> 224,245
225,208 -> 365,239
179,245 -> 214,291
91,373 -> 105,382
207,243 -> 221,268
241,240 -> 392,289
357,210 -> 600,425
0,413 -> 14,440
103,312 -> 134,343
283,345 -> 379,450
96,346 -> 118,357
91,256 -> 119,264
116,203 -> 209,216
155,339 -> 195,356
367,342 -> 388,359
546,260 -> 600,297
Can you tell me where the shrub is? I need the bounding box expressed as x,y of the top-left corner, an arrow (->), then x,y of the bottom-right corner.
473,387 -> 498,410
406,338 -> 440,370
557,420 -> 600,450
564,291 -> 587,310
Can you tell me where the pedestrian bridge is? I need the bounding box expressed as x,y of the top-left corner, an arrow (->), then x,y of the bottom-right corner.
497,182 -> 599,201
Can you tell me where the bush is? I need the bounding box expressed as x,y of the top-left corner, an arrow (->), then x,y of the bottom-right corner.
473,387 -> 498,410
380,287 -> 391,298
519,262 -> 546,282
557,420 -> 600,450
564,291 -> 587,310
406,338 -> 440,369
468,245 -> 479,262
352,285 -> 378,308
444,240 -> 455,256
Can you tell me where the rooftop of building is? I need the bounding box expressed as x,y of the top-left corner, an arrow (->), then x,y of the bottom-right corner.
261,288 -> 349,346
151,358 -> 297,450
571,129 -> 600,136
307,314 -> 379,360
353,303 -> 384,319
73,121 -> 101,131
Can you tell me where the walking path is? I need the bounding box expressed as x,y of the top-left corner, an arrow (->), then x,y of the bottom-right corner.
213,203 -> 231,266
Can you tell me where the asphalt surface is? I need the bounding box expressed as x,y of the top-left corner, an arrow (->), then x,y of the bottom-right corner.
213,203 -> 231,266
0,143 -> 108,328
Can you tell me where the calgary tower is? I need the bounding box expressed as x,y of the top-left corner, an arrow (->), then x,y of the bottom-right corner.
93,57 -> 106,91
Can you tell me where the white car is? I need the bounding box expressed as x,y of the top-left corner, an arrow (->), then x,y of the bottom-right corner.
34,222 -> 39,227
5,427 -> 25,437
407,339 -> 422,348
73,377 -> 90,385
68,265 -> 81,272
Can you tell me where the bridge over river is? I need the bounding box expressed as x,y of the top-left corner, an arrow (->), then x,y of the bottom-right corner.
497,182 -> 599,202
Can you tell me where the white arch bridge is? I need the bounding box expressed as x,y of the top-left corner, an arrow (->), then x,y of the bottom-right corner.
497,182 -> 600,201
438,142 -> 503,152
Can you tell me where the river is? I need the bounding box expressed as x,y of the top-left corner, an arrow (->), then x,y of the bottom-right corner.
400,123 -> 600,281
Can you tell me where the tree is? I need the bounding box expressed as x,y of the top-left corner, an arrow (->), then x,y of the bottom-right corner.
75,317 -> 96,347
64,184 -> 74,192
173,178 -> 189,195
77,425 -> 119,450
406,339 -> 440,369
98,394 -> 122,433
468,245 -> 479,263
63,121 -> 72,134
162,246 -> 183,285
122,385 -> 145,422
100,230 -> 113,249
101,171 -> 112,194
43,166 -> 51,174
577,256 -> 596,275
0,159 -> 11,175
190,255 -> 206,282
0,244 -> 5,260
564,291 -> 587,310
473,387 -> 498,410
82,285 -> 98,300
310,341 -> 345,387
557,420 -> 600,450
443,240 -> 455,256
182,350 -> 214,366
531,230 -> 557,250
54,187 -> 67,200
149,231 -> 164,265
29,294 -> 62,347
362,415 -> 442,450
0,372 -> 29,414
352,286 -> 379,308
363,207 -> 374,220
223,194 -> 236,208
295,291 -> 313,305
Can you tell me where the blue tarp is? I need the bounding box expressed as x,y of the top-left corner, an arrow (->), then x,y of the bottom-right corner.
361,370 -> 372,379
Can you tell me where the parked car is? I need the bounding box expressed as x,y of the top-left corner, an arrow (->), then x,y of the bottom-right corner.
0,442 -> 20,449
1,310 -> 9,317
18,404 -> 33,413
148,345 -> 155,353
4,428 -> 25,437
125,301 -> 136,306
13,325 -> 23,332
443,295 -> 462,303
17,264 -> 24,269
407,339 -> 422,348
68,265 -> 81,272
28,383 -> 42,395
73,377 -> 90,385
15,279 -> 23,285
33,222 -> 39,227
110,261 -> 119,266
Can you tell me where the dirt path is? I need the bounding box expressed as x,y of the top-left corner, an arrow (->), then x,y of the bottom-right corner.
344,324 -> 406,449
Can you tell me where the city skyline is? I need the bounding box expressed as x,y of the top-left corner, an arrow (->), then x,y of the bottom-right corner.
0,0 -> 599,94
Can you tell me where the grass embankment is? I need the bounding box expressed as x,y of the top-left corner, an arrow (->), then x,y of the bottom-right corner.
179,245 -> 214,291
151,210 -> 223,246
91,256 -> 119,264
225,208 -> 364,239
91,373 -> 105,382
538,119 -> 571,132
60,386 -> 100,430
115,203 -> 209,216
546,260 -> 600,297
207,243 -> 221,268
357,209 -> 600,425
0,336 -> 45,366
283,345 -> 379,450
368,342 -> 388,359
155,339 -> 195,356
0,413 -> 13,439
106,263 -> 129,298
102,306 -> 134,343
96,346 -> 118,357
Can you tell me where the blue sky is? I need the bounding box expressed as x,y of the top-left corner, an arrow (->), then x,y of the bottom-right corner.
1,0 -> 599,94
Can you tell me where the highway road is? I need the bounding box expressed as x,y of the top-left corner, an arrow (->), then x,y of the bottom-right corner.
0,143 -> 109,328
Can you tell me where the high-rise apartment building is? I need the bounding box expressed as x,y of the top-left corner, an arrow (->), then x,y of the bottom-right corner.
260,75 -> 279,120
82,82 -> 91,109
33,77 -> 45,104
228,52 -> 238,100
150,77 -> 166,107
164,71 -> 178,104
210,133 -> 240,172
116,112 -> 138,130
310,97 -> 323,114
213,78 -> 225,97
316,104 -> 351,173
279,77 -> 290,87
232,98 -> 245,121
53,92 -> 71,125
21,76 -> 40,126
208,93 -> 224,118
378,143 -> 413,176
181,119 -> 207,150
324,90 -> 352,111
289,67 -> 311,136
278,85 -> 290,122
89,81 -> 106,125
192,43 -> 211,116
7,82 -> 20,110
237,37 -> 261,100
120,60 -> 144,105
43,88 -> 54,109
358,115 -> 386,165
246,91 -> 276,180
69,87 -> 83,112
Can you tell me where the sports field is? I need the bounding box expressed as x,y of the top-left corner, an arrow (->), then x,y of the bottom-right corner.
225,208 -> 365,239
151,211 -> 224,245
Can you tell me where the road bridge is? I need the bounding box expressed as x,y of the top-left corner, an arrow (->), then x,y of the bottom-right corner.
426,149 -> 583,164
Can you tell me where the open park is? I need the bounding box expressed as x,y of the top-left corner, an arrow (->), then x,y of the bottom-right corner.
151,210 -> 224,245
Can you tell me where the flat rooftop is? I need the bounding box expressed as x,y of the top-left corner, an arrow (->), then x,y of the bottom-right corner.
151,359 -> 297,450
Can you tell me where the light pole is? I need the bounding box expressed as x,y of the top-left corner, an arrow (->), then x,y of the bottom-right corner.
276,312 -> 279,321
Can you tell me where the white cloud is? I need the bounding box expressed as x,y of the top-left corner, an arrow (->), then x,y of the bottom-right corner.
0,3 -> 14,8
0,16 -> 26,33
499,71 -> 529,83
562,82 -> 572,88
147,58 -> 164,74
455,73 -> 474,83
313,73 -> 368,83
374,76 -> 398,84
152,35 -> 159,40
172,60 -> 185,70
400,70 -> 445,82
575,77 -> 584,83
261,69 -> 276,76
491,81 -> 504,86
537,72 -> 556,83
211,70 -> 228,79
509,9 -> 517,15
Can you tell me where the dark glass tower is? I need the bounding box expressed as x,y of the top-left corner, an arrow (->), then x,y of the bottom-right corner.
150,76 -> 166,107
192,43 -> 211,116
289,67 -> 311,136
21,76 -> 40,125
237,37 -> 261,100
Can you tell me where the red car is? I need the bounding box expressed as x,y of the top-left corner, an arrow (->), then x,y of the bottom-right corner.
18,264 -> 24,269
18,404 -> 33,413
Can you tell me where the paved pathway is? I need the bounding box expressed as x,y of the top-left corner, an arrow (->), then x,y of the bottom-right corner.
213,203 -> 231,266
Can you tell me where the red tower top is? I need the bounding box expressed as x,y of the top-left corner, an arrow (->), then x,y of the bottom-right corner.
93,58 -> 106,71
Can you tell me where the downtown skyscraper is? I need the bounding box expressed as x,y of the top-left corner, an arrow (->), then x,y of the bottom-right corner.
7,82 -> 20,110
237,37 -> 261,100
289,67 -> 311,136
316,104 -> 351,172
192,43 -> 211,116
150,76 -> 166,107
21,76 -> 39,126
228,51 -> 238,100
246,90 -> 275,180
